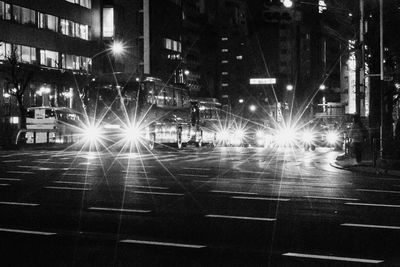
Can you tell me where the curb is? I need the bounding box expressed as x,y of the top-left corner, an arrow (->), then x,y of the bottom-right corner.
330,161 -> 400,178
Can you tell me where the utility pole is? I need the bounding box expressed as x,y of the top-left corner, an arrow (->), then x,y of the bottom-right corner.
379,0 -> 384,158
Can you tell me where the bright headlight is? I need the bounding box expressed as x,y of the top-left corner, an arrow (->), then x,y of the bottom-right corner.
83,126 -> 102,143
256,130 -> 265,138
217,130 -> 230,141
275,127 -> 297,146
124,124 -> 145,144
302,131 -> 314,143
326,131 -> 339,145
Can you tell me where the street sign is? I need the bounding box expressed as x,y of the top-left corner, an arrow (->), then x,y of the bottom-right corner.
249,78 -> 276,85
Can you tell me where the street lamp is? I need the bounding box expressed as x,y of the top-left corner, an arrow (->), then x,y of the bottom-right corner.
281,0 -> 293,8
319,84 -> 326,90
249,105 -> 257,112
238,98 -> 244,104
286,84 -> 294,91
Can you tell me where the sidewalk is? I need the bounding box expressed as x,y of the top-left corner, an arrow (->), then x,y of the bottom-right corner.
332,153 -> 400,177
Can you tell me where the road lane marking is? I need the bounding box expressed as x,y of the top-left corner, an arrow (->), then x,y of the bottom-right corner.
54,181 -> 92,185
210,190 -> 258,195
44,186 -> 91,191
2,160 -> 22,163
88,207 -> 151,213
120,239 -> 205,249
345,202 -> 400,208
0,178 -> 21,181
282,252 -> 383,264
0,201 -> 39,206
133,191 -> 184,196
341,223 -> 400,230
232,196 -> 290,201
304,196 -> 359,201
7,171 -> 34,174
0,184 -> 10,186
127,185 -> 168,190
0,228 -> 56,236
356,189 -> 400,194
182,167 -> 211,171
178,174 -> 210,177
206,214 -> 276,221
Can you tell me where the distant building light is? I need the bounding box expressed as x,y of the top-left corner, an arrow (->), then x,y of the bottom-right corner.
286,84 -> 293,91
221,60 -> 228,64
319,84 -> 326,90
281,0 -> 293,8
236,55 -> 243,60
222,49 -> 229,52
222,83 -> 229,87
184,70 -> 190,75
10,117 -> 19,124
238,99 -> 244,104
3,93 -> 11,98
249,78 -> 276,85
318,0 -> 327,13
222,72 -> 228,75
348,13 -> 353,17
221,37 -> 228,41
222,95 -> 229,98
249,105 -> 257,112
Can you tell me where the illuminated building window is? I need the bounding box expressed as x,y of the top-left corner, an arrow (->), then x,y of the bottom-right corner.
65,0 -> 91,9
103,7 -> 114,38
12,5 -> 36,25
39,13 -> 58,32
221,37 -> 228,41
40,49 -> 59,68
163,38 -> 182,53
222,72 -> 228,75
0,41 -> 12,60
236,55 -> 243,60
222,49 -> 228,52
221,60 -> 228,64
221,83 -> 229,87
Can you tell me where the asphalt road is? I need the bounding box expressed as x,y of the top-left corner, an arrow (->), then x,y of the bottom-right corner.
0,146 -> 399,266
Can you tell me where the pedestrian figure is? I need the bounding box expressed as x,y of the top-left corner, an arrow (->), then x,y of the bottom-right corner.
349,114 -> 367,163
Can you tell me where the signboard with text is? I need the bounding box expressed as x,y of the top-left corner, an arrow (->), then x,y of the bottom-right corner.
249,78 -> 276,85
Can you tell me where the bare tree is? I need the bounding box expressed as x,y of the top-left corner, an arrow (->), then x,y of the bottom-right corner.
2,46 -> 34,131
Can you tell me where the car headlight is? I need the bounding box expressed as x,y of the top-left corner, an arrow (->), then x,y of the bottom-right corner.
217,130 -> 230,141
83,126 -> 102,143
124,125 -> 143,142
326,131 -> 339,145
275,126 -> 297,146
302,130 -> 314,143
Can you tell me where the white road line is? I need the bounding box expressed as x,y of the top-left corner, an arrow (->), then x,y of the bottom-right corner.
133,191 -> 184,196
0,178 -> 21,181
7,171 -> 34,174
0,184 -> 10,186
0,228 -> 56,236
182,167 -> 212,171
345,202 -> 400,208
283,252 -> 383,264
17,165 -> 35,168
127,185 -> 168,190
53,181 -> 92,186
178,174 -> 210,177
237,170 -> 267,174
62,173 -> 96,177
210,190 -> 258,195
2,160 -> 22,163
206,214 -> 276,221
341,223 -> 400,230
44,186 -> 91,191
356,189 -> 400,194
88,207 -> 151,213
304,196 -> 359,201
232,196 -> 290,201
120,239 -> 205,249
0,201 -> 39,206
124,177 -> 158,181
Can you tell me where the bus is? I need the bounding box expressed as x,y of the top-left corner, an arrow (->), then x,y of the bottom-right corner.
86,77 -> 221,149
18,106 -> 82,144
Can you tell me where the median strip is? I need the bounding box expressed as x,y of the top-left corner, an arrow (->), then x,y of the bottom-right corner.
0,227 -> 56,236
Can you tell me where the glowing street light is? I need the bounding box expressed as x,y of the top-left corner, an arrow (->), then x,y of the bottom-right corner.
319,84 -> 326,90
110,41 -> 125,55
249,105 -> 257,112
238,98 -> 244,104
184,70 -> 190,75
286,84 -> 294,91
282,0 -> 293,8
